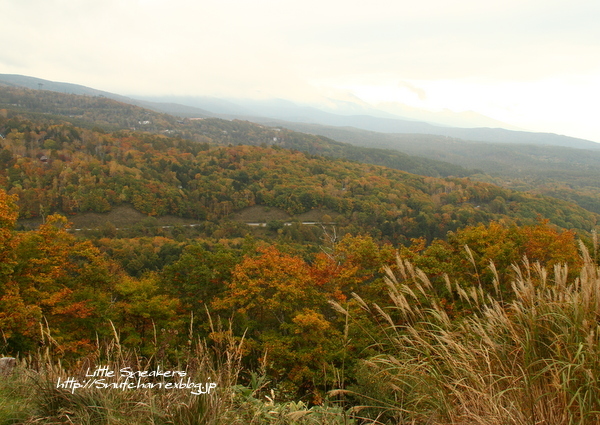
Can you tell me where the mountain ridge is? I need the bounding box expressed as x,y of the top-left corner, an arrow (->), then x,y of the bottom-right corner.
1,73 -> 597,149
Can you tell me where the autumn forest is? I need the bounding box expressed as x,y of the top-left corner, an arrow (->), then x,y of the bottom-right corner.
1,86 -> 600,424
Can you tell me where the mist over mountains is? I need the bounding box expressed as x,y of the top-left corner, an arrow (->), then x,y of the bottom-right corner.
2,73 -> 598,150
134,95 -> 600,149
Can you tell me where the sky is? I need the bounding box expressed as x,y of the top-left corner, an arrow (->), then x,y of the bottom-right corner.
1,0 -> 599,142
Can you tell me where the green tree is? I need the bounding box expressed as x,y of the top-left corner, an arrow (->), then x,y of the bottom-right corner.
113,273 -> 181,352
161,244 -> 239,314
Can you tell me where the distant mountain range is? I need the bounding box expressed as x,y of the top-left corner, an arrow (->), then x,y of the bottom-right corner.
134,95 -> 600,149
1,73 -> 598,150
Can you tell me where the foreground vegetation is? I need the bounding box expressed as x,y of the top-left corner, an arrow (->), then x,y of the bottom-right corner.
0,330 -> 355,425
338,242 -> 600,424
3,238 -> 600,424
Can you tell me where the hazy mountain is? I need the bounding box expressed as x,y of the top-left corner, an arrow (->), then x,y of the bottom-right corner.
133,95 -> 250,116
137,94 -> 600,150
140,93 -> 518,128
374,101 -> 524,130
263,121 -> 600,175
0,74 -> 213,118
2,73 -> 598,150
0,73 -> 131,100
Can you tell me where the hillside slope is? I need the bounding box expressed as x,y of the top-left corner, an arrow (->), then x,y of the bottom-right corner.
267,121 -> 600,214
0,85 -> 474,178
0,115 -> 597,244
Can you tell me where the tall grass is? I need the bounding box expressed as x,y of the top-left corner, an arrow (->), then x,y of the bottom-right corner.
336,242 -> 600,424
5,323 -> 244,425
0,321 -> 356,424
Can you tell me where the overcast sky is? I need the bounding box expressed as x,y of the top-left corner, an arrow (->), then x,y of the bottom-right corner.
1,0 -> 599,141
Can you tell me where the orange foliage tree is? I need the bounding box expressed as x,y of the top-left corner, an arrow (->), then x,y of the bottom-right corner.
212,245 -> 343,397
397,220 -> 584,313
0,189 -> 118,355
0,189 -> 41,350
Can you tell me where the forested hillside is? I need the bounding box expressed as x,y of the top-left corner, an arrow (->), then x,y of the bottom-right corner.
273,121 -> 600,215
0,114 -> 597,243
0,86 -> 474,178
2,89 -> 600,424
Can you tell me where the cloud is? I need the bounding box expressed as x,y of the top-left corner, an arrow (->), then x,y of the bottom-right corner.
3,0 -> 599,86
397,81 -> 427,101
